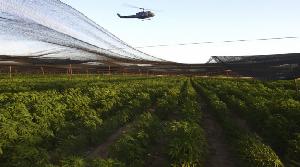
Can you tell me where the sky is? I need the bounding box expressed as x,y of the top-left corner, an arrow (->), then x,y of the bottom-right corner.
60,0 -> 300,63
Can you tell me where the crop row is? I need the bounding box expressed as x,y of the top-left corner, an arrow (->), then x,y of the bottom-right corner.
0,77 -> 182,166
100,80 -> 207,167
192,80 -> 284,167
196,78 -> 300,166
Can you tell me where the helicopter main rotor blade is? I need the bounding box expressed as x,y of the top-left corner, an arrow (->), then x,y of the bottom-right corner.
123,3 -> 143,9
123,3 -> 162,12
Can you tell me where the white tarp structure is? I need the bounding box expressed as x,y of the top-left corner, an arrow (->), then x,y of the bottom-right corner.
0,0 -> 164,63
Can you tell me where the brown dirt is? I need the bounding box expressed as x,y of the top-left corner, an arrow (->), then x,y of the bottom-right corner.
88,109 -> 156,159
144,140 -> 169,167
230,112 -> 251,132
202,110 -> 236,167
88,125 -> 130,158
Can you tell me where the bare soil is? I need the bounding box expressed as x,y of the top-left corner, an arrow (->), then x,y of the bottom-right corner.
230,112 -> 251,132
89,125 -> 130,158
202,110 -> 236,167
144,140 -> 169,167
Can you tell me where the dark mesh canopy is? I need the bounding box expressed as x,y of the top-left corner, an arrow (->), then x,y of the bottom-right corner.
207,53 -> 300,80
0,0 -> 299,80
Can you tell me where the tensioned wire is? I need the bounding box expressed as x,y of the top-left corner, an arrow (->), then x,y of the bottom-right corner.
107,36 -> 298,50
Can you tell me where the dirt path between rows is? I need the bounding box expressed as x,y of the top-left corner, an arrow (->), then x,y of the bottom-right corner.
145,139 -> 169,167
230,112 -> 251,132
88,125 -> 130,158
202,110 -> 236,167
88,107 -> 157,159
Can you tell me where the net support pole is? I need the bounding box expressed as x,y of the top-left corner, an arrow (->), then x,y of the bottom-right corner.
70,64 -> 73,75
294,79 -> 299,95
9,66 -> 11,79
68,64 -> 72,79
290,65 -> 298,95
41,66 -> 45,75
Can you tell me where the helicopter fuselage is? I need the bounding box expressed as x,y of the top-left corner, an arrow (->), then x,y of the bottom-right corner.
117,11 -> 155,19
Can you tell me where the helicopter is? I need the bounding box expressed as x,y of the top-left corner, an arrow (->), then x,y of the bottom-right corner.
117,4 -> 156,20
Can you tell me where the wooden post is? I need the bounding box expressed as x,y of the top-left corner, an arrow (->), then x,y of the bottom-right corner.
41,66 -> 45,75
108,65 -> 111,75
9,66 -> 12,79
67,64 -> 72,79
294,79 -> 299,95
69,64 -> 73,75
289,65 -> 298,95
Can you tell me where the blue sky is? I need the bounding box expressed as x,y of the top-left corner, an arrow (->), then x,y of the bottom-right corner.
60,0 -> 300,63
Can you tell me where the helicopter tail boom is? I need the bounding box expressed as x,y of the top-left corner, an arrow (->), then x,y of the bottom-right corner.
117,13 -> 139,18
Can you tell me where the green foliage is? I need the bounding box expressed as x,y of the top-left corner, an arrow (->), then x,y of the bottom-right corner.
61,156 -> 86,167
286,134 -> 300,167
156,88 -> 180,120
109,112 -> 161,167
262,115 -> 289,153
63,88 -> 101,129
177,80 -> 202,121
3,75 -> 295,167
87,158 -> 125,167
60,157 -> 125,167
194,78 -> 300,164
236,135 -> 284,167
0,75 -> 181,167
165,121 -> 207,167
158,80 -> 207,167
193,80 -> 284,167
